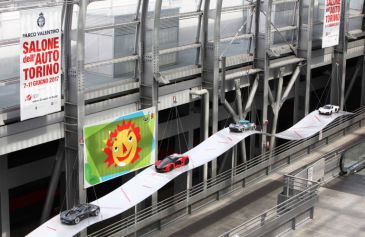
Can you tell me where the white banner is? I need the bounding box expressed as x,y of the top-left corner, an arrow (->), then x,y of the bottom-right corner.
322,0 -> 341,48
20,8 -> 62,121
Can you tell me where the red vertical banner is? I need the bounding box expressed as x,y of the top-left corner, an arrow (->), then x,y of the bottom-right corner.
20,8 -> 62,121
322,0 -> 342,48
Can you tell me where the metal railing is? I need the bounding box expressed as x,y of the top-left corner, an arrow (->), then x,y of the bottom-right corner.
89,107 -> 365,237
219,175 -> 319,237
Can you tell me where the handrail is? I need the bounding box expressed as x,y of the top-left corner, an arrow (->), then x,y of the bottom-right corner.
89,107 -> 365,237
220,176 -> 319,237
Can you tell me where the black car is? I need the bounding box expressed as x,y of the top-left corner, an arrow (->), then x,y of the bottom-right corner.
60,203 -> 100,225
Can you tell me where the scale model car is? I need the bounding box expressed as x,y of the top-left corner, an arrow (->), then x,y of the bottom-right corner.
60,203 -> 100,225
155,153 -> 189,173
318,104 -> 339,115
229,119 -> 256,133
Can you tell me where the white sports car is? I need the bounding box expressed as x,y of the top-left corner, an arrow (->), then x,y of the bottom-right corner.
318,105 -> 339,115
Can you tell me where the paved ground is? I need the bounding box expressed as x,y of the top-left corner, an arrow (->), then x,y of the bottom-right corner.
145,127 -> 365,237
286,169 -> 365,237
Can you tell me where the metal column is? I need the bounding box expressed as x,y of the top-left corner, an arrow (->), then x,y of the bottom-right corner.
270,69 -> 284,150
0,156 -> 9,237
258,0 -> 271,153
361,2 -> 365,106
64,0 -> 87,210
190,89 -> 209,188
140,0 -> 159,206
295,0 -> 314,121
331,0 -> 349,110
202,0 -> 219,178
41,140 -> 65,223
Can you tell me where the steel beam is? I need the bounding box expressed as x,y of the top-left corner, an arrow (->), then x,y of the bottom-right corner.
361,2 -> 365,107
41,140 -> 65,224
345,59 -> 361,103
331,0 -> 349,110
190,89 -> 209,189
221,57 -> 239,122
270,69 -> 284,151
362,55 -> 365,106
235,79 -> 247,163
195,0 -> 204,65
139,0 -> 160,210
280,64 -> 302,107
64,0 -> 86,213
261,0 -> 272,153
243,75 -> 259,118
202,0 -> 218,178
0,156 -> 10,237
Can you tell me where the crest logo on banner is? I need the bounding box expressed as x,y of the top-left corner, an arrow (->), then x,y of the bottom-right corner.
37,12 -> 45,28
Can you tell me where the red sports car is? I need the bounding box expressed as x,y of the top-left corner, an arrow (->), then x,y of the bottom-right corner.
155,153 -> 189,173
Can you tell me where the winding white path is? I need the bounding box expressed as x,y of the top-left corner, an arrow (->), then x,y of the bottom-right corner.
27,110 -> 351,237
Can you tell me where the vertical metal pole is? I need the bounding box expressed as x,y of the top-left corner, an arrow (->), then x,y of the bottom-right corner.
331,0 -> 348,110
361,2 -> 365,106
270,69 -> 284,149
64,0 -> 86,213
41,140 -> 65,223
251,0 -> 261,158
231,146 -> 237,185
362,55 -> 365,106
235,79 -> 247,163
190,89 -> 209,189
294,0 -> 303,122
77,0 -> 87,208
243,75 -> 259,118
202,0 -> 221,179
262,0 -> 272,153
268,70 -> 283,170
303,0 -> 314,115
345,60 -> 361,103
0,156 -> 10,237
187,128 -> 194,213
140,0 -> 160,210
133,0 -> 143,80
220,57 -> 227,103
194,0 -> 204,65
211,0 -> 224,178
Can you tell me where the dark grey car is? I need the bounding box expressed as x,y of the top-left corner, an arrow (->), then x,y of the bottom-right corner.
60,203 -> 100,225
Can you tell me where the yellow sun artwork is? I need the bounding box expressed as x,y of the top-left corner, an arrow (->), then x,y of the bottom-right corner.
103,120 -> 142,167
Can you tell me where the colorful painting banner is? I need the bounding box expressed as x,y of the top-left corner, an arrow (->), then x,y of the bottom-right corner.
84,108 -> 156,188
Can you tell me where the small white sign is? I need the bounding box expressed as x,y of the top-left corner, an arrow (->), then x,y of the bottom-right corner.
20,8 -> 62,120
322,0 -> 342,48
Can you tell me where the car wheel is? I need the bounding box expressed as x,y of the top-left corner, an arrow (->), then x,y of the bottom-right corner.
94,209 -> 100,216
185,158 -> 189,165
74,217 -> 80,224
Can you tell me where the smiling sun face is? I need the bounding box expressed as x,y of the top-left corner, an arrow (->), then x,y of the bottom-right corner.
103,121 -> 142,168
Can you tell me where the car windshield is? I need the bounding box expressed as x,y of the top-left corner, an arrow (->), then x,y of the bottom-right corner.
239,120 -> 249,124
159,157 -> 174,167
323,105 -> 332,109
